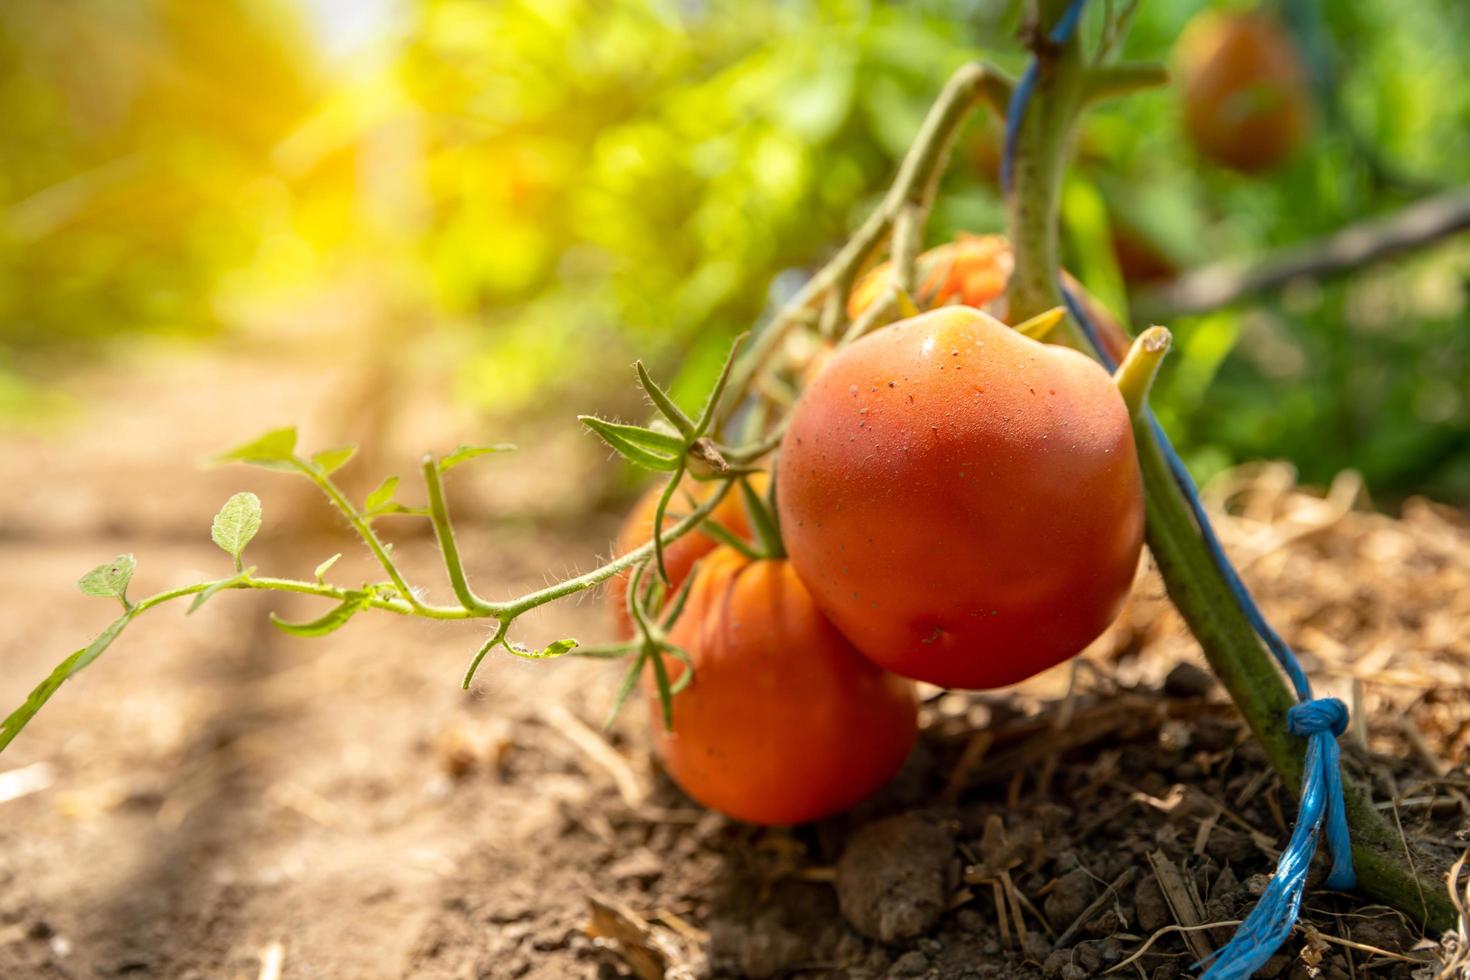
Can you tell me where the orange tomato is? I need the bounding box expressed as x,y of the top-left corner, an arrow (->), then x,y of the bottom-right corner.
1176,10 -> 1310,173
844,234 -> 1133,364
607,474 -> 759,639
649,546 -> 918,824
777,307 -> 1144,690
847,233 -> 1012,321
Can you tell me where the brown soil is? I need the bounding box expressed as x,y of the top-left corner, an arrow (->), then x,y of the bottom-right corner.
0,338 -> 1465,979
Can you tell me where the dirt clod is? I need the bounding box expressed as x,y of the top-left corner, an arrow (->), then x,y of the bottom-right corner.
836,812 -> 957,943
1042,868 -> 1096,929
890,949 -> 931,977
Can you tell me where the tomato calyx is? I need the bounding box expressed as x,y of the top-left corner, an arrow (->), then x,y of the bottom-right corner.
606,559 -> 699,731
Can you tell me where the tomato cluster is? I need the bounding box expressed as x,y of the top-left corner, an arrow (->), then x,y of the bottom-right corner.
608,235 -> 1145,824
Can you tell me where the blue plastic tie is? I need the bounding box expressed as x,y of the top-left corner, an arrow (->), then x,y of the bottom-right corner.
1000,5 -> 1355,970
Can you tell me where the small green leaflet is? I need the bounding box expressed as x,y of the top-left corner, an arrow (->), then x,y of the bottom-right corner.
439,443 -> 515,473
364,476 -> 399,515
188,568 -> 255,614
579,416 -> 683,471
211,426 -> 299,470
77,554 -> 136,603
210,492 -> 262,563
72,612 -> 132,674
313,554 -> 341,583
311,445 -> 357,475
270,593 -> 370,637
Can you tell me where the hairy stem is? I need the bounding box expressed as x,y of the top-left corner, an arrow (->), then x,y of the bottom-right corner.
489,478 -> 734,619
295,459 -> 426,612
422,456 -> 490,613
717,61 -> 1012,430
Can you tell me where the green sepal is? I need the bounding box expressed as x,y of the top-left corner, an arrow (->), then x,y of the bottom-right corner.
604,649 -> 648,730
636,361 -> 698,439
694,332 -> 748,433
580,416 -> 684,471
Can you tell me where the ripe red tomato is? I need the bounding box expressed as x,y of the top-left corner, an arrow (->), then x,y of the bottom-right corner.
842,234 -> 1133,364
1176,10 -> 1310,173
608,475 -> 758,639
649,545 -> 917,824
777,306 -> 1144,690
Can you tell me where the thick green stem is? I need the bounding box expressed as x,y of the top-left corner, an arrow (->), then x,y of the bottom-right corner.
1005,0 -> 1455,931
1006,3 -> 1089,322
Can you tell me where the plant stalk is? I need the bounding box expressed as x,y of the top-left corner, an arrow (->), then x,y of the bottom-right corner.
1005,0 -> 1454,930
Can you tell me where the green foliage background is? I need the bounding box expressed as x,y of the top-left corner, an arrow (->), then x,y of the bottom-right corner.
2,0 -> 1468,500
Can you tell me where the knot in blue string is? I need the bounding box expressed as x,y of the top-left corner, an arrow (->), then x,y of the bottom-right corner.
1004,10 -> 1357,963
1287,697 -> 1349,738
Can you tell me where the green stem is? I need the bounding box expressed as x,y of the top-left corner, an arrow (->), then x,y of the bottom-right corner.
1006,4 -> 1089,323
716,61 -> 1012,431
422,456 -> 490,613
488,478 -> 735,619
294,459 -> 426,612
1006,0 -> 1455,930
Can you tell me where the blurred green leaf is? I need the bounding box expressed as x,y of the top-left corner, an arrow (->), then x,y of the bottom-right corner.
78,555 -> 136,603
210,492 -> 262,563
213,428 -> 299,470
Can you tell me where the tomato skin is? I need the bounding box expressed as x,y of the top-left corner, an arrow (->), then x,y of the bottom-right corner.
608,475 -> 757,639
1177,10 -> 1309,173
650,547 -> 918,825
777,307 -> 1144,690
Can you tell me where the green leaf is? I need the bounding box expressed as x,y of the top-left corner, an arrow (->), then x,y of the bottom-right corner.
504,637 -> 580,661
313,554 -> 341,583
78,555 -> 136,603
311,445 -> 357,475
211,426 -> 299,470
269,593 -> 369,637
188,569 -> 254,614
1,649 -> 86,753
580,416 -> 683,472
364,476 -> 399,514
72,612 -> 131,674
439,443 -> 516,473
210,492 -> 262,563
635,361 -> 697,438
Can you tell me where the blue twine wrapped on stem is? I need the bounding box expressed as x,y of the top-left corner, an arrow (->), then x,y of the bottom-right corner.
1002,4 -> 1356,975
